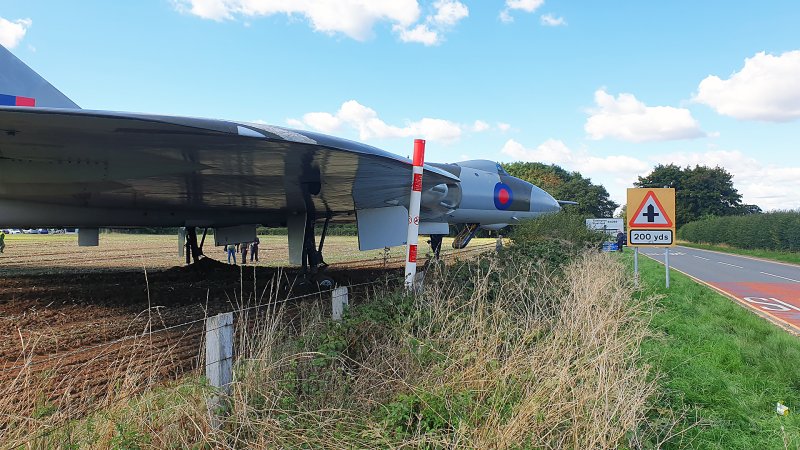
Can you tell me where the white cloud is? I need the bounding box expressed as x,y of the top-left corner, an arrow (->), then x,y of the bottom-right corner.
396,23 -> 439,45
500,0 -> 544,23
472,120 -> 490,132
694,50 -> 800,122
395,0 -> 468,45
500,139 -> 800,211
174,0 -> 419,39
289,100 -> 467,143
175,0 -> 467,45
500,138 -> 650,176
430,0 -> 468,26
497,122 -> 511,132
506,0 -> 545,12
0,17 -> 32,49
653,150 -> 800,211
540,14 -> 565,26
585,89 -> 705,142
500,137 -> 800,211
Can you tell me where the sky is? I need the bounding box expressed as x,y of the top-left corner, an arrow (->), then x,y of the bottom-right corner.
2,0 -> 799,212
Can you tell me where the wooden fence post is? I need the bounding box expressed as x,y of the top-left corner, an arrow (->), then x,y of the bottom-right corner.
206,312 -> 233,429
332,286 -> 349,321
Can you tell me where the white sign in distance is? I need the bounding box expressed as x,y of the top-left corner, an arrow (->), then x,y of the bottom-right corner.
629,229 -> 673,245
586,218 -> 624,233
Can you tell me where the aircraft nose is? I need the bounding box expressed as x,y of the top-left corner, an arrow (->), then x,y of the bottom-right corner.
530,185 -> 561,214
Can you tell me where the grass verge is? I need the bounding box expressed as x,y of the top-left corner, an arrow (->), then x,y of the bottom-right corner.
678,241 -> 800,266
629,250 -> 800,449
6,250 -> 660,448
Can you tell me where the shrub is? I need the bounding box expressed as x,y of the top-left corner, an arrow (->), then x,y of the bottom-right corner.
505,212 -> 607,270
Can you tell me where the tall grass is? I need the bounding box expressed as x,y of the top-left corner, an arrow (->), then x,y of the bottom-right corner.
5,252 -> 659,448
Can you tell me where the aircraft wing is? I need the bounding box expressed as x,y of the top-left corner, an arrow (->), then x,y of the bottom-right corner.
0,106 -> 458,227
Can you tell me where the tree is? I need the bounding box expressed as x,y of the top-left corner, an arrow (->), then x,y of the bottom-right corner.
635,164 -> 758,228
502,162 -> 619,218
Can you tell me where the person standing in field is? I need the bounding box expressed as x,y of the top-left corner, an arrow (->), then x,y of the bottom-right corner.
241,241 -> 248,264
250,237 -> 259,263
0,230 -> 5,254
616,231 -> 625,252
226,244 -> 237,264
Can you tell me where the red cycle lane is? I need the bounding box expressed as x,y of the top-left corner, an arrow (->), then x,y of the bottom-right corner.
710,282 -> 800,333
641,246 -> 800,334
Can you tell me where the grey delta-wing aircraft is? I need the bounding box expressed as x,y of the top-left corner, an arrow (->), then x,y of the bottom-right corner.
0,45 -> 564,270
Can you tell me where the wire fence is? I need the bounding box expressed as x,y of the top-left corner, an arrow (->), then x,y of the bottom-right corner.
0,241 -> 498,446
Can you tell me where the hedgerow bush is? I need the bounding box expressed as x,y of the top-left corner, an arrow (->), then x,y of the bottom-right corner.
679,211 -> 800,251
506,212 -> 607,271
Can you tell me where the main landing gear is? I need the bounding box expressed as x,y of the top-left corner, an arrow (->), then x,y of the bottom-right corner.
428,234 -> 444,259
301,215 -> 334,289
184,227 -> 208,264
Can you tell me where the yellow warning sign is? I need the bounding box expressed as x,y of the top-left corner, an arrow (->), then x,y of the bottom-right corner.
627,188 -> 676,247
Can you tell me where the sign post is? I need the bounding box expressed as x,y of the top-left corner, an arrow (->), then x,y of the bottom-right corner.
627,188 -> 676,288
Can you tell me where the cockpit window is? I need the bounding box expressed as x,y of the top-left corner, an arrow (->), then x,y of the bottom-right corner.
496,163 -> 508,175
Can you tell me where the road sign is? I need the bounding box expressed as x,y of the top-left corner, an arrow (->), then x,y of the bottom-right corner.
586,218 -> 624,235
627,188 -> 675,248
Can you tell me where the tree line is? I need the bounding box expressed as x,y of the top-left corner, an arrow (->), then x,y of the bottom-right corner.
502,162 -> 619,218
634,164 -> 760,229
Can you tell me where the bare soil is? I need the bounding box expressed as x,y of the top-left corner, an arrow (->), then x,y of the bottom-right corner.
0,234 -> 493,424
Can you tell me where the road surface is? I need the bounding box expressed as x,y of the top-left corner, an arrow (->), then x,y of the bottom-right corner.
639,245 -> 800,334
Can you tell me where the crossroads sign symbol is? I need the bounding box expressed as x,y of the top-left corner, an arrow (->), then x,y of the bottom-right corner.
629,190 -> 673,228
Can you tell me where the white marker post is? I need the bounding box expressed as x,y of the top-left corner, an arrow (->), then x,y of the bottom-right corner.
405,139 -> 425,291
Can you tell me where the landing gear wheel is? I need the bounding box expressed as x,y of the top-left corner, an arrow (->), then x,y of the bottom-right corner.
315,274 -> 335,290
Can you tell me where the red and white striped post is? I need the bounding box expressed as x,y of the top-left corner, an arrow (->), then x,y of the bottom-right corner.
405,139 -> 425,291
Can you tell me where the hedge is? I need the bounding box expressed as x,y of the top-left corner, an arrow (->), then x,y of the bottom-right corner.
678,211 -> 800,251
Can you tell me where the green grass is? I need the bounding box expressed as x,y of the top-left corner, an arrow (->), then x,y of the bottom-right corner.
627,250 -> 800,449
678,241 -> 800,266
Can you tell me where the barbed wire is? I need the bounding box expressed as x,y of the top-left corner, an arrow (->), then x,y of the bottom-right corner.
3,243 -> 499,446
0,277 -> 392,376
1,244 -> 495,375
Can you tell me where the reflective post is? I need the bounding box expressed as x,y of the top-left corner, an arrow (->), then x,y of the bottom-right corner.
405,139 -> 425,291
634,247 -> 639,287
665,247 -> 670,288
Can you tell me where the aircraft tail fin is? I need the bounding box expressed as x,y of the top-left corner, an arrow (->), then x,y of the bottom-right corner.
0,45 -> 80,109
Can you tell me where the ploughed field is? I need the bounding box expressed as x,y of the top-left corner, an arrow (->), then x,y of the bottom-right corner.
0,234 -> 493,425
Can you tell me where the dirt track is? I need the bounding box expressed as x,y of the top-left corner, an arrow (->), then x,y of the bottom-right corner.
0,234 -> 493,427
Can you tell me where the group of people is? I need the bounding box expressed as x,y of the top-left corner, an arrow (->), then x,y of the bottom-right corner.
225,237 -> 260,264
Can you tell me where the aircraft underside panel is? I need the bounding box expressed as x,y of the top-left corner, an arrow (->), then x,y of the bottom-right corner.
213,225 -> 257,247
418,222 -> 449,235
356,206 -> 408,251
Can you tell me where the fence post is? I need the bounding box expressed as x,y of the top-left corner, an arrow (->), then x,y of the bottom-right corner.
206,312 -> 233,429
413,271 -> 425,293
332,286 -> 349,321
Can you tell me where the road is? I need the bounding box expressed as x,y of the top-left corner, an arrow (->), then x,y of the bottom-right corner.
639,245 -> 800,334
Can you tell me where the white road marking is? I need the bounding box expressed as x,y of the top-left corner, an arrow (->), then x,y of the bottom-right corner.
692,255 -> 710,261
717,261 -> 744,269
759,271 -> 800,283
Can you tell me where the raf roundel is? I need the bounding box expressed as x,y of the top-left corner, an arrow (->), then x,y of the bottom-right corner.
494,182 -> 513,210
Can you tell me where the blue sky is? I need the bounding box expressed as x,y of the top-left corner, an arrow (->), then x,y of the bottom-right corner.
2,1 -> 799,211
